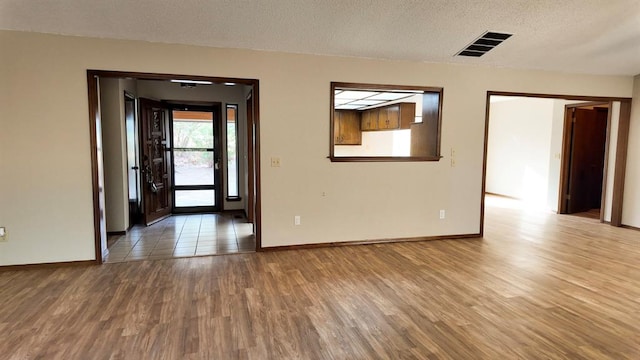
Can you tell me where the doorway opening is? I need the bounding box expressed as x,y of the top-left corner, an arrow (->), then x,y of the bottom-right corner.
87,71 -> 261,264
481,92 -> 632,235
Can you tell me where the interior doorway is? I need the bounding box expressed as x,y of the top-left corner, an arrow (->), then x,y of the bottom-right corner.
481,92 -> 632,235
87,71 -> 261,264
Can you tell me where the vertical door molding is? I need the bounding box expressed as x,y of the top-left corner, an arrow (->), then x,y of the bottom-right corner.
611,100 -> 632,226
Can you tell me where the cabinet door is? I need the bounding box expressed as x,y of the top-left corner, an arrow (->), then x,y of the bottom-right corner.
379,105 -> 400,129
340,111 -> 362,145
335,110 -> 362,145
361,109 -> 378,130
399,103 -> 416,129
334,111 -> 343,143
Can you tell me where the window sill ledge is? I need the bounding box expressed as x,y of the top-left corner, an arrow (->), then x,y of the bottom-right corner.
328,156 -> 443,162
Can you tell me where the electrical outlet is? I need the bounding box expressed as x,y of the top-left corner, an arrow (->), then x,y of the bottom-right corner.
294,215 -> 301,226
439,210 -> 446,219
271,157 -> 281,167
0,227 -> 6,242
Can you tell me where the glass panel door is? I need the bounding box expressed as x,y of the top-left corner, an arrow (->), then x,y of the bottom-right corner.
172,109 -> 220,211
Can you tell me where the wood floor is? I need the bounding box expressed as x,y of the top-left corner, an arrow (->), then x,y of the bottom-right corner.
1,196 -> 640,359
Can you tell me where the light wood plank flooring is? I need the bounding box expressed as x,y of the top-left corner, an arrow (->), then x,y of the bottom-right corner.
1,196 -> 639,359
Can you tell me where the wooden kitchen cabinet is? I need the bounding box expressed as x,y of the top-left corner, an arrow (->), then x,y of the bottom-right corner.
361,110 -> 378,131
378,105 -> 400,129
361,102 -> 415,131
334,110 -> 362,145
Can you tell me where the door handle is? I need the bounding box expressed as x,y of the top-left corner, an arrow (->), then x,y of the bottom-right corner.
143,165 -> 158,193
214,160 -> 220,170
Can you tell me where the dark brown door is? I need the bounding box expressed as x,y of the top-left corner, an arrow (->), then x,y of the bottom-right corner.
139,98 -> 172,225
566,108 -> 608,213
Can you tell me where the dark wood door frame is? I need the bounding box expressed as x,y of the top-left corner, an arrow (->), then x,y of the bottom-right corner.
87,70 -> 262,264
558,102 -> 610,216
481,91 -> 632,235
246,91 -> 255,225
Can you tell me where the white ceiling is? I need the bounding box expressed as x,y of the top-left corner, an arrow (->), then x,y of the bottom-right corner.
1,0 -> 639,76
335,90 -> 419,110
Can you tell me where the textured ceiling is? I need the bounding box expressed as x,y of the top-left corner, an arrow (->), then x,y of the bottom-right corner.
1,0 -> 639,75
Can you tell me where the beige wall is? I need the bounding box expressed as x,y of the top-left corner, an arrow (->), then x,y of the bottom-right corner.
0,30 -> 635,265
486,97 -> 555,208
99,78 -> 130,233
623,75 -> 640,227
603,102 -> 621,222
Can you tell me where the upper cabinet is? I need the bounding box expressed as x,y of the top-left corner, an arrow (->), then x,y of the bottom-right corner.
334,110 -> 362,145
361,110 -> 377,131
361,103 -> 415,131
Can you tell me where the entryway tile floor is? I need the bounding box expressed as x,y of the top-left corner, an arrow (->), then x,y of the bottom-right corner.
105,213 -> 255,263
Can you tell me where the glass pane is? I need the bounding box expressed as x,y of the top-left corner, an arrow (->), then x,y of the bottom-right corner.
174,151 -> 214,186
226,105 -> 239,198
172,113 -> 213,149
175,190 -> 215,207
227,124 -> 238,197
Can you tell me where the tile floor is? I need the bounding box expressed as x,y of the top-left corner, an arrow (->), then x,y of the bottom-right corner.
105,213 -> 255,263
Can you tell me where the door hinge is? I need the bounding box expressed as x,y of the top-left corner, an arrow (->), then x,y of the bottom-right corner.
566,194 -> 571,200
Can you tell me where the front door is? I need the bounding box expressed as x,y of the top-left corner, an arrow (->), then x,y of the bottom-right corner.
171,106 -> 221,212
139,98 -> 172,225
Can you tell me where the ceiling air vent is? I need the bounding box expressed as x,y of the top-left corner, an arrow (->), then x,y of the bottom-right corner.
456,31 -> 513,57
